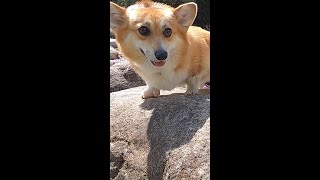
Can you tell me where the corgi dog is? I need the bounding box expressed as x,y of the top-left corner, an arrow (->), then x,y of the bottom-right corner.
110,0 -> 210,99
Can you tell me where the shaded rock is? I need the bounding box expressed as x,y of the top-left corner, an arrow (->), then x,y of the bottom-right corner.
110,86 -> 210,179
110,46 -> 119,60
110,61 -> 146,92
110,38 -> 118,49
110,28 -> 115,38
110,152 -> 125,179
205,25 -> 210,31
163,119 -> 210,180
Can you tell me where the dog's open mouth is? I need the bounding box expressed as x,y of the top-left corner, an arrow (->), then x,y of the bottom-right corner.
151,61 -> 166,67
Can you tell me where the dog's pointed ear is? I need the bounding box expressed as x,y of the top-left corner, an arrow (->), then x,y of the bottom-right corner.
110,2 -> 126,30
174,2 -> 197,30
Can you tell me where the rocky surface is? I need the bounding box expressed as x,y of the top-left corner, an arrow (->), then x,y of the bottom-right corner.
110,46 -> 120,60
110,86 -> 210,180
110,61 -> 146,92
110,152 -> 125,179
110,28 -> 125,67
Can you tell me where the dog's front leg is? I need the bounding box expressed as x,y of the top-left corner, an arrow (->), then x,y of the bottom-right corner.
142,86 -> 160,99
185,76 -> 200,95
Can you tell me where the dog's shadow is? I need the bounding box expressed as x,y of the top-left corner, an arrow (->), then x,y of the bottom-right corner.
139,92 -> 210,179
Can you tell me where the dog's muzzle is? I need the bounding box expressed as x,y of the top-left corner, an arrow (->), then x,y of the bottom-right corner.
151,49 -> 167,67
140,48 -> 167,67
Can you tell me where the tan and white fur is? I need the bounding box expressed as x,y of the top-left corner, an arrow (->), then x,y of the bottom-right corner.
110,0 -> 210,99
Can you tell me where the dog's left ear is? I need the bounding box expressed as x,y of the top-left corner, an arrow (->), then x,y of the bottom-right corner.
174,2 -> 198,30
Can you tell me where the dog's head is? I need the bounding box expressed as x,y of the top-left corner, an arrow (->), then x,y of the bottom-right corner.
110,0 -> 197,67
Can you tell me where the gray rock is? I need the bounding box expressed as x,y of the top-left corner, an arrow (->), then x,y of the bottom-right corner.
110,38 -> 118,49
110,62 -> 146,92
110,29 -> 115,38
110,57 -> 126,66
110,152 -> 125,179
110,86 -> 210,179
110,46 -> 119,60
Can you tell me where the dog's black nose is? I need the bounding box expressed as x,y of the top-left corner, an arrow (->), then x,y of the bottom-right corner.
154,49 -> 167,60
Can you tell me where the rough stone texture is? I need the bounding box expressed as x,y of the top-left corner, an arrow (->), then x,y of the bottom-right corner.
110,151 -> 125,179
110,38 -> 118,49
110,86 -> 210,180
110,57 -> 126,66
110,61 -> 146,92
163,119 -> 210,180
110,46 -> 120,60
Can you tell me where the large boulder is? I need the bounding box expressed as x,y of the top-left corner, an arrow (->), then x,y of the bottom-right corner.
110,86 -> 210,180
110,61 -> 146,92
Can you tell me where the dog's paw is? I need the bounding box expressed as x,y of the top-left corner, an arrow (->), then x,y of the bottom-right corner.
153,90 -> 160,97
142,90 -> 160,99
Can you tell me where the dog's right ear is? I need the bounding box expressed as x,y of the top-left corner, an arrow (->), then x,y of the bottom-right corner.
110,2 -> 126,30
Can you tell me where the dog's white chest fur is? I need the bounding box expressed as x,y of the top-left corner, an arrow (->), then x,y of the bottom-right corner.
132,62 -> 188,91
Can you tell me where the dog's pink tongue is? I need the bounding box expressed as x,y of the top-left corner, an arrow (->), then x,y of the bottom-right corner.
153,61 -> 165,67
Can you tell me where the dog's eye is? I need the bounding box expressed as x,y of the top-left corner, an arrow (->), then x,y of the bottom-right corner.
138,26 -> 150,36
163,28 -> 172,37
